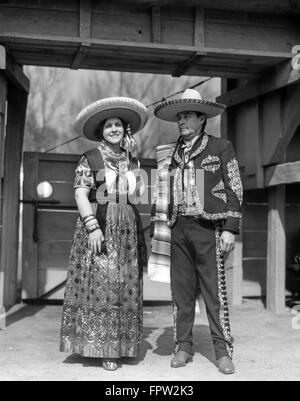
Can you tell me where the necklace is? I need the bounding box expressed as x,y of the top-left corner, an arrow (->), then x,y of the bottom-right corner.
99,141 -> 124,159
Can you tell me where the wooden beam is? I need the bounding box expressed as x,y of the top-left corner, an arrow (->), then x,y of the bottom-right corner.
109,0 -> 300,15
217,61 -> 299,107
151,6 -> 161,43
1,2 -> 299,56
0,31 -> 293,78
0,32 -> 292,60
0,46 -> 5,69
194,7 -> 205,47
270,84 -> 300,165
71,43 -> 90,69
0,86 -> 28,307
2,53 -> 30,93
265,161 -> 300,187
261,92 -> 283,166
79,0 -> 92,38
267,185 -> 286,314
172,51 -> 206,77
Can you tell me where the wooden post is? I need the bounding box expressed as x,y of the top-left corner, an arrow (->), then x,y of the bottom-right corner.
194,7 -> 205,47
22,153 -> 39,300
220,78 -> 229,140
151,6 -> 161,43
267,185 -> 286,313
221,78 -> 243,304
0,71 -> 7,328
0,46 -> 5,69
233,228 -> 243,305
0,86 -> 28,308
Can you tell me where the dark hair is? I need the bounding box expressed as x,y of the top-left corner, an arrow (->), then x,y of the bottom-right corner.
196,111 -> 207,132
95,117 -> 127,141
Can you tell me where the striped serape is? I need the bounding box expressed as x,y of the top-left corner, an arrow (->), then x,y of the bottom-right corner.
147,143 -> 176,283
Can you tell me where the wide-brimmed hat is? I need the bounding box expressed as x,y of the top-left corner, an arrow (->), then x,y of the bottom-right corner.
74,97 -> 148,141
154,88 -> 226,121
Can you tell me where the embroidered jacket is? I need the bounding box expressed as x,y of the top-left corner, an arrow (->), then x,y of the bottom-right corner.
150,133 -> 243,235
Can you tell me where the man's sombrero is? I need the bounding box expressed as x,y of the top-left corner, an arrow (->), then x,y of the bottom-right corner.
154,88 -> 226,122
74,97 -> 148,141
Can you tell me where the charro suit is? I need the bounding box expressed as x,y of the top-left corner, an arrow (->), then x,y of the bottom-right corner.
150,132 -> 243,360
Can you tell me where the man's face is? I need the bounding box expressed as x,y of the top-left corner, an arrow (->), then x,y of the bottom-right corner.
177,111 -> 205,138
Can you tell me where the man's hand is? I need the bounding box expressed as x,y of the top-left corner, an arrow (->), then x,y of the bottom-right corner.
220,231 -> 235,254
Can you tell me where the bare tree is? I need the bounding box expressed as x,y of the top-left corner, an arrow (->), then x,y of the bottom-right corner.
23,66 -> 70,152
23,67 -> 220,156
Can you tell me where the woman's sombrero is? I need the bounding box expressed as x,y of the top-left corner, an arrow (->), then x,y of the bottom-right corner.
154,88 -> 226,121
74,97 -> 148,141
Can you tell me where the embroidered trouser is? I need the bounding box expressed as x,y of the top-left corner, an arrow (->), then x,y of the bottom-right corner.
170,216 -> 233,360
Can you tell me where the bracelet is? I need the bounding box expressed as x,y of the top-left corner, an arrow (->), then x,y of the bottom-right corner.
82,214 -> 95,222
86,223 -> 100,233
87,226 -> 100,234
84,216 -> 95,222
84,218 -> 98,227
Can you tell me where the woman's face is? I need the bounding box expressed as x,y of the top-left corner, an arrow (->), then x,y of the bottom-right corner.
102,117 -> 124,145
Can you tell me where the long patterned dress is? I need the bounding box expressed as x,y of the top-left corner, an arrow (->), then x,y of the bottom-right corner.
60,143 -> 146,358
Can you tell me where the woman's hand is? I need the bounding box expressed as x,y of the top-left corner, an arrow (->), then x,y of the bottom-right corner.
88,228 -> 104,254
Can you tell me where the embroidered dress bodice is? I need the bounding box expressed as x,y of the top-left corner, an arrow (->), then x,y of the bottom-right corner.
98,142 -> 131,196
74,141 -> 138,199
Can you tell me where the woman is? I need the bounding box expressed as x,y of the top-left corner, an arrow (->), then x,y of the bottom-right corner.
60,97 -> 148,371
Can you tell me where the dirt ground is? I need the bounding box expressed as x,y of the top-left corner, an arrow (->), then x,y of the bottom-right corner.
0,299 -> 299,381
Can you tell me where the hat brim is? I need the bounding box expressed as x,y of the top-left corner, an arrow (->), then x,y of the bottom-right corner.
74,97 -> 148,141
154,99 -> 226,122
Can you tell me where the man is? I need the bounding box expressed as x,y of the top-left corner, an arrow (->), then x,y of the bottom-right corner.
148,89 -> 243,375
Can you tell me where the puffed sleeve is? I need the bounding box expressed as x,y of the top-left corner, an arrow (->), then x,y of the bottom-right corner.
74,155 -> 95,189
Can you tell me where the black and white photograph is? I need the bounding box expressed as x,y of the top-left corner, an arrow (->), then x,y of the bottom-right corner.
0,0 -> 300,385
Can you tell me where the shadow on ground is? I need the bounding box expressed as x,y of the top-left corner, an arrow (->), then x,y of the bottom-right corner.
62,324 -> 217,368
5,304 -> 45,328
153,325 -> 216,365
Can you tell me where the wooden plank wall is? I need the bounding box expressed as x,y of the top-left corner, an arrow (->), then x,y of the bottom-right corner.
224,82 -> 300,191
1,87 -> 27,306
0,72 -> 7,317
0,0 -> 298,54
22,153 -> 79,299
243,185 -> 300,297
242,189 -> 268,297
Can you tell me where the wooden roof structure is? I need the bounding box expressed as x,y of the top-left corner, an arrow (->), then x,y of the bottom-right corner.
0,0 -> 299,78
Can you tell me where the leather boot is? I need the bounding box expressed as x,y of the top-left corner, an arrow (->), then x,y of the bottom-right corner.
171,351 -> 193,368
217,356 -> 235,374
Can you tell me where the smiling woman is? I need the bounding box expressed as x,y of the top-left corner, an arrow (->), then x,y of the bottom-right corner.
59,97 -> 148,371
